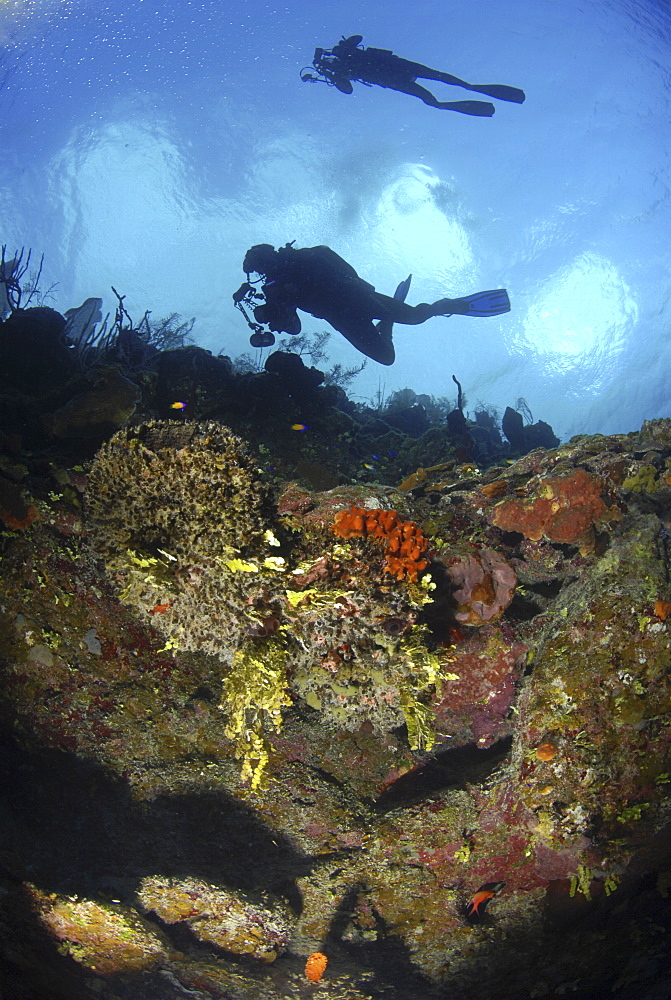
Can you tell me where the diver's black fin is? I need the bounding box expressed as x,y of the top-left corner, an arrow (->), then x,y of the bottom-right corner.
448,289 -> 511,317
436,71 -> 525,104
441,100 -> 495,117
394,274 -> 412,301
467,83 -> 525,103
373,275 -> 411,353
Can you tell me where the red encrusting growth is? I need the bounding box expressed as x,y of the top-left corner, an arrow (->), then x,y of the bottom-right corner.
332,506 -> 429,582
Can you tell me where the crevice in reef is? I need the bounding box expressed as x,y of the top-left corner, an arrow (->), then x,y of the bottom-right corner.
373,736 -> 513,810
506,576 -> 569,620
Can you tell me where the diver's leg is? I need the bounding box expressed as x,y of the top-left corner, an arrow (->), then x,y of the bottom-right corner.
374,275 -> 412,343
376,296 -> 453,325
398,58 -> 525,104
329,312 -> 396,365
388,78 -> 495,115
393,57 -> 470,89
377,292 -> 509,324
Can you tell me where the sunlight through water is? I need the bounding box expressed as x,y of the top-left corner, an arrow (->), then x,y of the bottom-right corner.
518,252 -> 637,392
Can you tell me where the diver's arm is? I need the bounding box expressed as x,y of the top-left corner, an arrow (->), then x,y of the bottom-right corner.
232,282 -> 253,304
319,59 -> 354,93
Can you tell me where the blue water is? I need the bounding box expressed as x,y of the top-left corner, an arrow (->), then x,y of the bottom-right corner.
1,0 -> 669,440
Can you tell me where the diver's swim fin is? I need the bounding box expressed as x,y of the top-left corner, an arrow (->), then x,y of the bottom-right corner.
469,83 -> 525,104
394,274 -> 412,301
437,71 -> 525,104
446,289 -> 511,317
375,275 -> 412,345
442,100 -> 495,117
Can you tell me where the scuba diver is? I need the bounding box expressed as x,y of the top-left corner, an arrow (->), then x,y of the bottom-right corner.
233,242 -> 511,366
301,34 -> 525,116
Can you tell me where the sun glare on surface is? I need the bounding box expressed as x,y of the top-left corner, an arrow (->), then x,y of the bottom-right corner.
518,252 -> 638,383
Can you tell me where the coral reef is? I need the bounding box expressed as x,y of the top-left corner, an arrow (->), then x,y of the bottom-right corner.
28,886 -> 168,975
1,380 -> 671,1000
437,545 -> 516,625
85,419 -> 278,662
49,371 -> 141,439
85,426 -> 456,765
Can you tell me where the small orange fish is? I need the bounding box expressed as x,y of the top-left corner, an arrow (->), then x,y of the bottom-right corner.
292,422 -> 308,431
465,881 -> 506,921
170,401 -> 188,410
305,951 -> 328,982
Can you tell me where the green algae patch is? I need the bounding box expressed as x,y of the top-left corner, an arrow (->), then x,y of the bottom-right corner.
622,464 -> 660,492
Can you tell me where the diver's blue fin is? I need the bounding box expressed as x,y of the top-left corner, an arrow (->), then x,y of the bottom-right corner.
394,274 -> 412,301
448,289 -> 511,317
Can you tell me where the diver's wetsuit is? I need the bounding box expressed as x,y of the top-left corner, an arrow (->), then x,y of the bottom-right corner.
236,244 -> 507,366
309,35 -> 525,115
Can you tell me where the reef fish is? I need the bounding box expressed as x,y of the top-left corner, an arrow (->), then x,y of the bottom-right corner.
466,881 -> 506,920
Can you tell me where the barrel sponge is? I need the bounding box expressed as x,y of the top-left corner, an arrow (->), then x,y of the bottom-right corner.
85,420 -> 274,627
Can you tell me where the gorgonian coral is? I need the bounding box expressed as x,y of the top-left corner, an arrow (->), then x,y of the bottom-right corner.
332,506 -> 429,582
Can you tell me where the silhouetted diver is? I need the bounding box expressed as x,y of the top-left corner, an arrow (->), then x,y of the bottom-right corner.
233,243 -> 510,365
301,35 -> 525,115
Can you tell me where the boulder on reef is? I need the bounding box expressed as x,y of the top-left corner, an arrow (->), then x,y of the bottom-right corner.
0,306 -> 77,391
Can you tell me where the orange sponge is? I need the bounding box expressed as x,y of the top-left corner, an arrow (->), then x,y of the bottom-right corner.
305,951 -> 328,982
333,506 -> 429,583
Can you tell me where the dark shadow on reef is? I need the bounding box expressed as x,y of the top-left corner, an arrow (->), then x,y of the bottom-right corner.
0,729 -> 309,997
0,726 -> 457,1000
374,737 -> 514,810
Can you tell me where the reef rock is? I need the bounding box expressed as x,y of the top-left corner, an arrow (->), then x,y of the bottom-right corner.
50,371 -> 142,438
138,876 -> 295,962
